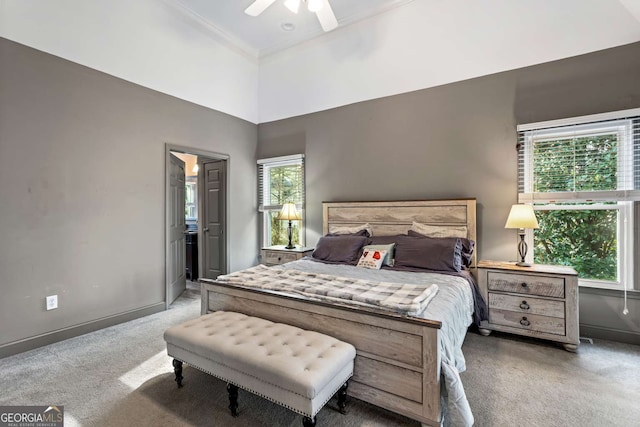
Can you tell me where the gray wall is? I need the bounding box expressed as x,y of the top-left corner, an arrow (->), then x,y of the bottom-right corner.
257,42 -> 640,344
0,38 -> 258,355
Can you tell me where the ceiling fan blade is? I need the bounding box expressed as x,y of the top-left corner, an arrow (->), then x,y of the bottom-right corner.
244,0 -> 277,16
316,0 -> 338,32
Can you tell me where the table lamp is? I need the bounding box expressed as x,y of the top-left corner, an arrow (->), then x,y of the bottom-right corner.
505,204 -> 539,267
278,203 -> 301,249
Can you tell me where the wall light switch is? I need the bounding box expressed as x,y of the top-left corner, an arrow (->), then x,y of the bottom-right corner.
46,295 -> 58,310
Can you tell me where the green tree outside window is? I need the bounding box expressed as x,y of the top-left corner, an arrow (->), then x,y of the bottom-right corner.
268,165 -> 303,246
532,134 -> 619,281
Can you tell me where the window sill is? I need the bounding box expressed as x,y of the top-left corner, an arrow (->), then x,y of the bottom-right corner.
578,285 -> 640,299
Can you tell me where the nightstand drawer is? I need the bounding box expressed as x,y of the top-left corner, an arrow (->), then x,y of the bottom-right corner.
487,271 -> 565,298
488,293 -> 565,318
489,309 -> 565,336
262,250 -> 298,265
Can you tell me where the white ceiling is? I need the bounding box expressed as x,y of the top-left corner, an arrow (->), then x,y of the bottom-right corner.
171,0 -> 416,58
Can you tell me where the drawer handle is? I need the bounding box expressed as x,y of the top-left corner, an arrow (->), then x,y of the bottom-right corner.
520,317 -> 531,327
519,301 -> 530,310
521,282 -> 528,288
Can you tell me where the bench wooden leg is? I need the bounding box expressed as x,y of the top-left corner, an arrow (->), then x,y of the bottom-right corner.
302,416 -> 316,426
337,381 -> 349,414
227,383 -> 239,417
172,359 -> 183,388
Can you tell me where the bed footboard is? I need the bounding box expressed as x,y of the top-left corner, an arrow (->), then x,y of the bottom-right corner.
200,279 -> 443,426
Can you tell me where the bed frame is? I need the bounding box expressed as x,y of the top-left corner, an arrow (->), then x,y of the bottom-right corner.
200,199 -> 477,427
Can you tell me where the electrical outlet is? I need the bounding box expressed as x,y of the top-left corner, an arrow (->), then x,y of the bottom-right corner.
46,295 -> 58,311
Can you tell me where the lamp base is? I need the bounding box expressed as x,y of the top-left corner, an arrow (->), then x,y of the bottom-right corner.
516,232 -> 531,267
285,220 -> 295,249
515,261 -> 532,267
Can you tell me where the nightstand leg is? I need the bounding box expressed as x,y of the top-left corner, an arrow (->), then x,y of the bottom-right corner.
563,343 -> 578,353
478,328 -> 492,336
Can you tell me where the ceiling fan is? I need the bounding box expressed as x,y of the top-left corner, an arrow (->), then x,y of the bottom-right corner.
245,0 -> 339,32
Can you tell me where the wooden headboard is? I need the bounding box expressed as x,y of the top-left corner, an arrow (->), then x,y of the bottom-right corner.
323,199 -> 477,267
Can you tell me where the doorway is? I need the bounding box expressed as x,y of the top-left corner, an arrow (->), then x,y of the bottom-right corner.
165,144 -> 229,307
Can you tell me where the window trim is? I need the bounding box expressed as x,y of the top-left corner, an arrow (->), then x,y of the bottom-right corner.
517,107 -> 640,132
518,108 -> 638,291
257,154 -> 305,248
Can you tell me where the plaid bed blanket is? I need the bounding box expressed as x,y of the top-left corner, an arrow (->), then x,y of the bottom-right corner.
215,264 -> 439,315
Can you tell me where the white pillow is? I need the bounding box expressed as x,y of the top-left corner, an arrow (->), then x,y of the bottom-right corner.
362,244 -> 395,266
356,249 -> 388,270
329,223 -> 373,236
411,221 -> 467,238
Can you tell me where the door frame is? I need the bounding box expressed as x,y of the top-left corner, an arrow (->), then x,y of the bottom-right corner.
165,143 -> 230,309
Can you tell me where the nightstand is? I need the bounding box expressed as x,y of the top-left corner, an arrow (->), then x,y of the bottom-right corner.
261,245 -> 314,266
477,260 -> 579,352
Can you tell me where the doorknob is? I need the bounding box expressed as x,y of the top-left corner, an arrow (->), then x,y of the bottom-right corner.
203,228 -> 209,232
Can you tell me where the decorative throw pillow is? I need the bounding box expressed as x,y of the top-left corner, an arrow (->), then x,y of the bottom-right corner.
362,244 -> 395,266
410,221 -> 467,238
329,223 -> 373,237
357,249 -> 388,270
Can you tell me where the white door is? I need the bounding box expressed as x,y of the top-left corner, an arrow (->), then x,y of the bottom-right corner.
167,153 -> 186,304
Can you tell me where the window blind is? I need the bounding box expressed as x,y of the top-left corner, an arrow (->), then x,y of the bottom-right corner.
517,109 -> 640,204
257,154 -> 305,211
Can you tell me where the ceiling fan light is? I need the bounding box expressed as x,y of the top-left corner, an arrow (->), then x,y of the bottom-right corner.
307,0 -> 323,13
284,0 -> 300,13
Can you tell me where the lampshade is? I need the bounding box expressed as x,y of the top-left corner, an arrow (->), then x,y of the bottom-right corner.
278,203 -> 301,221
505,204 -> 539,229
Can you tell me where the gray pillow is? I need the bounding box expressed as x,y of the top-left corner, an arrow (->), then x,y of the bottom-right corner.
369,235 -> 406,245
312,235 -> 369,264
394,235 -> 463,272
407,230 -> 475,267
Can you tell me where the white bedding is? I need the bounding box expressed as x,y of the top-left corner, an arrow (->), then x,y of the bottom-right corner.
279,258 -> 475,426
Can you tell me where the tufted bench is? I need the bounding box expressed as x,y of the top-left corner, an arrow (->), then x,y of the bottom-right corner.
164,311 -> 356,426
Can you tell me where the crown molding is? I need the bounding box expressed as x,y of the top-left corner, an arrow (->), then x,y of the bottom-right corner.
162,0 -> 260,62
163,0 -> 416,61
258,0 -> 416,58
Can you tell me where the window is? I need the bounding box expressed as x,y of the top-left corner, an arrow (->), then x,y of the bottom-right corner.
258,154 -> 305,247
185,177 -> 197,219
518,109 -> 639,289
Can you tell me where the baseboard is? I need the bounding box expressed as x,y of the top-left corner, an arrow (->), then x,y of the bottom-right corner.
0,302 -> 166,359
579,323 -> 640,346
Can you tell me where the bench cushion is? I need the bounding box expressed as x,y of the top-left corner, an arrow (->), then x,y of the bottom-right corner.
164,311 -> 356,417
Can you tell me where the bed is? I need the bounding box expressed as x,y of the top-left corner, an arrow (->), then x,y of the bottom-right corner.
200,199 -> 479,427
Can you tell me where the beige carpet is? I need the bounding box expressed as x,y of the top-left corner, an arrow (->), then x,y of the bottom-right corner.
1,286 -> 639,427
